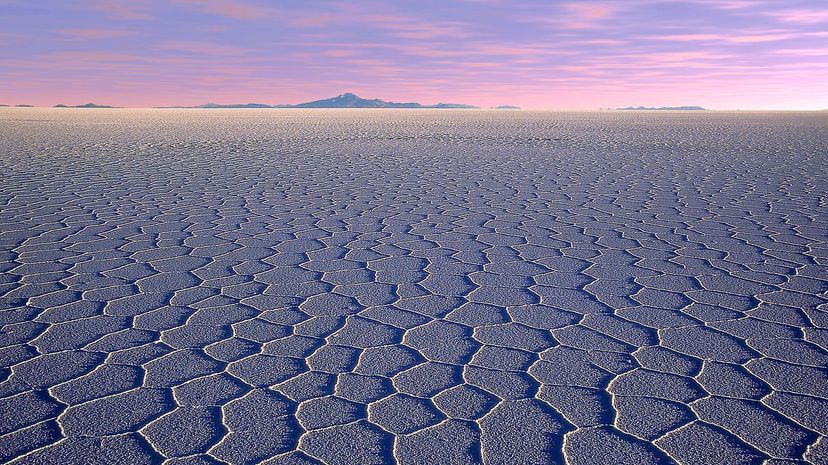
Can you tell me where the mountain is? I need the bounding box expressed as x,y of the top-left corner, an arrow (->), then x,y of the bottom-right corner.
618,106 -> 706,111
493,105 -> 520,109
54,103 -> 117,108
293,93 -> 424,108
15,104 -> 34,107
292,93 -> 478,108
156,93 -> 478,109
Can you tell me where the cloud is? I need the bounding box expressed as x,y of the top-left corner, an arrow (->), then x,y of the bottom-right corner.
772,48 -> 828,57
175,0 -> 267,20
649,29 -> 828,44
767,9 -> 828,24
689,0 -> 763,9
59,28 -> 134,40
92,0 -> 151,20
365,15 -> 471,40
649,34 -> 722,42
291,13 -> 341,28
158,40 -> 250,55
578,39 -> 625,46
561,3 -> 615,29
522,2 -> 616,30
727,33 -> 792,43
319,49 -> 358,58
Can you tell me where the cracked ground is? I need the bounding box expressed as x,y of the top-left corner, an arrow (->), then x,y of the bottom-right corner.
0,109 -> 826,465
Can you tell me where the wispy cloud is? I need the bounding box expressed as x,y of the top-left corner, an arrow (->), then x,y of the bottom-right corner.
319,49 -> 358,58
650,34 -> 722,42
175,0 -> 268,20
650,29 -> 828,44
689,0 -> 764,9
158,40 -> 250,55
767,8 -> 828,24
290,13 -> 341,28
92,0 -> 151,20
59,28 -> 134,40
521,2 -> 616,30
561,2 -> 615,29
355,14 -> 472,40
772,48 -> 828,57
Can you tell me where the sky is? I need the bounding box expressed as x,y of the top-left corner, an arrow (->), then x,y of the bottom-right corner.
1,0 -> 827,110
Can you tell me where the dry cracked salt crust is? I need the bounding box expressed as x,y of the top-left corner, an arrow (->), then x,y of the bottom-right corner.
0,108 -> 826,465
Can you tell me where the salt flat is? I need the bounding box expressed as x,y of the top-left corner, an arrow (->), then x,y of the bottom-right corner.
0,108 -> 826,465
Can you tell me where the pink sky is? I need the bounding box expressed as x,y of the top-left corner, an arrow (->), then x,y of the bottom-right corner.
2,0 -> 827,109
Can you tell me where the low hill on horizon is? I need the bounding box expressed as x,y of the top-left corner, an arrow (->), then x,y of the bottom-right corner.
618,106 -> 706,111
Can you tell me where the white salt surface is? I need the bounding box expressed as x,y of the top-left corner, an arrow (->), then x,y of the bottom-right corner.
0,109 -> 826,464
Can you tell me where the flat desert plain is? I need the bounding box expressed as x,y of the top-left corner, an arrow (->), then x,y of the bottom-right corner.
0,109 -> 826,465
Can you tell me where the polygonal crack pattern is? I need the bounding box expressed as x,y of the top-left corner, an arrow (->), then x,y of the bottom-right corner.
0,109 -> 826,465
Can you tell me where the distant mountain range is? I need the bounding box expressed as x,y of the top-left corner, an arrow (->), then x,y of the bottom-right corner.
159,93 -> 479,109
618,106 -> 706,111
54,103 -> 118,108
493,105 -> 520,109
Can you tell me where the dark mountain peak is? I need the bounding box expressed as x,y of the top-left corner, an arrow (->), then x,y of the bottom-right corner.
292,93 -> 478,109
294,92 -> 423,108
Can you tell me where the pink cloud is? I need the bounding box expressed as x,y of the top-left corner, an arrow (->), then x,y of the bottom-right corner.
368,16 -> 471,40
93,0 -> 151,20
175,0 -> 267,20
650,31 -> 816,44
561,3 -> 614,29
158,40 -> 250,55
728,33 -> 793,43
772,48 -> 828,57
639,50 -> 735,62
564,3 -> 612,20
59,28 -> 134,40
41,51 -> 142,62
291,13 -> 341,27
650,34 -> 723,41
688,0 -> 763,9
578,39 -> 625,45
320,49 -> 358,58
768,9 -> 828,24
524,3 -> 615,30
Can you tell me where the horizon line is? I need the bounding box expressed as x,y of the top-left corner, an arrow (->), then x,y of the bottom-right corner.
4,105 -> 828,112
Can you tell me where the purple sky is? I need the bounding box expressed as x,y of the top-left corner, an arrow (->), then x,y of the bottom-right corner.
2,0 -> 827,109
